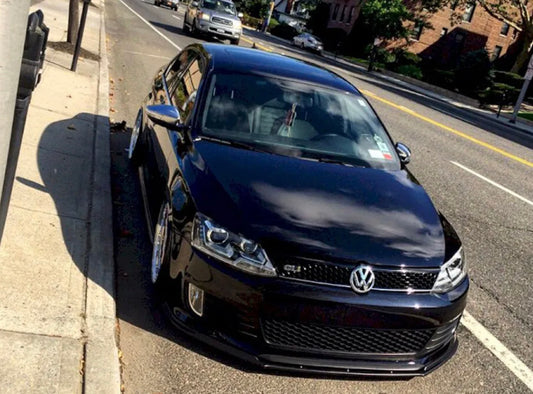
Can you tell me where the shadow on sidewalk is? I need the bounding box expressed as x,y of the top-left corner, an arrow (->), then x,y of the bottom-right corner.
16,112 -> 111,295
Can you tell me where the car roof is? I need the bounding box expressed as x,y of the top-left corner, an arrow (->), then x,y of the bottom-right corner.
199,43 -> 360,94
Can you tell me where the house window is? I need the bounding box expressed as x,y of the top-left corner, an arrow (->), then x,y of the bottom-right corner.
347,6 -> 355,23
332,4 -> 339,20
441,27 -> 448,36
462,3 -> 475,22
500,22 -> 510,36
492,45 -> 503,61
340,5 -> 346,22
410,22 -> 423,41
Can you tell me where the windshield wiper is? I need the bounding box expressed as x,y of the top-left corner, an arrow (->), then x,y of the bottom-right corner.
199,135 -> 270,153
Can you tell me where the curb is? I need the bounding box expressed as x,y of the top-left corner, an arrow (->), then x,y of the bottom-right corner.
83,0 -> 121,392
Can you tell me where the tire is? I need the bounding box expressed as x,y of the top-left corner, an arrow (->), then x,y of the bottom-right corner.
128,109 -> 143,166
151,201 -> 171,294
230,38 -> 239,45
300,42 -> 304,49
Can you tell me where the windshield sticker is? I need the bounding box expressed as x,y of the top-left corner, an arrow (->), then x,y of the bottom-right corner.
377,141 -> 390,153
383,152 -> 393,160
357,99 -> 367,107
368,149 -> 384,159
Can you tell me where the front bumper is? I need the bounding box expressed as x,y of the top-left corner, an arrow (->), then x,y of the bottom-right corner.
197,20 -> 241,40
167,241 -> 469,376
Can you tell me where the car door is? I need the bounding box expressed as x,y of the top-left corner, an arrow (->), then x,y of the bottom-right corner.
165,49 -> 206,184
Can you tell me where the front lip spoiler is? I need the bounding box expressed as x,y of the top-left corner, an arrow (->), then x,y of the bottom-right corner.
163,303 -> 459,378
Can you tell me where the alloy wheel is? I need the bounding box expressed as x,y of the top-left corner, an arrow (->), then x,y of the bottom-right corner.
151,202 -> 170,284
128,109 -> 142,160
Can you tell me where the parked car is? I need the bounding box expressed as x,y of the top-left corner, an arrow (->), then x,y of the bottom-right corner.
128,43 -> 469,376
183,0 -> 243,45
293,32 -> 323,54
154,0 -> 179,11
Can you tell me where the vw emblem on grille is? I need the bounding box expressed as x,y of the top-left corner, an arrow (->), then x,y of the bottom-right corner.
350,265 -> 375,294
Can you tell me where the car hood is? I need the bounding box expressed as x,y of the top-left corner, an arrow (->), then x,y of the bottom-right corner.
183,141 -> 456,268
201,9 -> 241,22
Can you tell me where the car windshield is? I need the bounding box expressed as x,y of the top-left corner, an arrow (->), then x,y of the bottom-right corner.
201,0 -> 236,15
200,73 -> 400,170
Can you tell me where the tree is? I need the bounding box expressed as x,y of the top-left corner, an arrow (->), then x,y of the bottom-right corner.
469,0 -> 532,73
67,0 -> 79,44
307,2 -> 330,38
359,0 -> 413,42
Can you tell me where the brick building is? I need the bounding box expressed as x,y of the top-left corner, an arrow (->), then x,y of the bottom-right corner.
392,4 -> 519,67
322,0 -> 364,34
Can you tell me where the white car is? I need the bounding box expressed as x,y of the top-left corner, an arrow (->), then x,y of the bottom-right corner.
293,33 -> 323,54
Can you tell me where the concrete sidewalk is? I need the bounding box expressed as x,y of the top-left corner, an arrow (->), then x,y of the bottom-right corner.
0,0 -> 119,393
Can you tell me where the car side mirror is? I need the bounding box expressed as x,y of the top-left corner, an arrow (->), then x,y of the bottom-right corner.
238,12 -> 244,18
395,142 -> 411,165
146,105 -> 182,130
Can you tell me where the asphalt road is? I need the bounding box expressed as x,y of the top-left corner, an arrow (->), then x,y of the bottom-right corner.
106,0 -> 533,392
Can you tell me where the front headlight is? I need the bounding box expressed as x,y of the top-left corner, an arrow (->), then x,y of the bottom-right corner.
432,248 -> 467,293
191,213 -> 276,277
200,12 -> 210,21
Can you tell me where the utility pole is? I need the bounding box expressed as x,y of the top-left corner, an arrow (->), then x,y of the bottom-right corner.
0,1 -> 32,224
511,52 -> 533,123
68,0 -> 79,43
262,1 -> 275,32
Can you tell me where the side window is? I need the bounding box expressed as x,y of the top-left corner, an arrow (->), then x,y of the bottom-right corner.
171,55 -> 204,122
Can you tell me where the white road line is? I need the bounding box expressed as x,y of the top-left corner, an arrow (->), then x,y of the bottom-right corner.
118,0 -> 181,50
124,50 -> 171,59
451,161 -> 533,207
461,311 -> 533,391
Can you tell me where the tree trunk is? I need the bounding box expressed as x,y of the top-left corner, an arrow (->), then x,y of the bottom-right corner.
67,0 -> 79,44
511,28 -> 533,74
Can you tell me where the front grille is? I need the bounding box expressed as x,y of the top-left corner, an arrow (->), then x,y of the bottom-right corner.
212,16 -> 233,26
263,319 -> 434,354
279,259 -> 438,291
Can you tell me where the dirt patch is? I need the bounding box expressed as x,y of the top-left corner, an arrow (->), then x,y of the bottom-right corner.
47,41 -> 100,61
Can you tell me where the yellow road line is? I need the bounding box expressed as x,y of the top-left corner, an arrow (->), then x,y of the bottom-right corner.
240,36 -> 272,52
361,89 -> 533,168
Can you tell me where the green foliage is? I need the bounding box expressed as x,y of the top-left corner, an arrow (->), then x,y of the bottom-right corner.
359,0 -> 412,40
238,0 -> 270,18
478,83 -> 520,106
393,49 -> 421,66
454,49 -> 492,94
270,22 -> 299,40
423,68 -> 455,88
492,70 -> 524,90
396,64 -> 423,79
241,14 -> 262,28
268,18 -> 279,31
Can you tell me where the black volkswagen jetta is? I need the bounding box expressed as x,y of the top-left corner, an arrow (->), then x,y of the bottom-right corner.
128,43 -> 468,376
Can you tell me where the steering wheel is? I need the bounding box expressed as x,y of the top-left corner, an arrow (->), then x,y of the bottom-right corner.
310,133 -> 343,142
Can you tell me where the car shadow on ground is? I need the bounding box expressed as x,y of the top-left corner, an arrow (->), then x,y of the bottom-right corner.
109,125 -> 412,381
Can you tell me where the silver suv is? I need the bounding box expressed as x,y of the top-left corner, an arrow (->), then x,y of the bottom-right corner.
183,0 -> 243,45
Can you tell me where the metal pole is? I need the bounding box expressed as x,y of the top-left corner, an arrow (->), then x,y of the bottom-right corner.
0,0 -> 32,220
510,53 -> 533,123
67,0 -> 79,44
262,1 -> 275,33
71,0 -> 91,72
